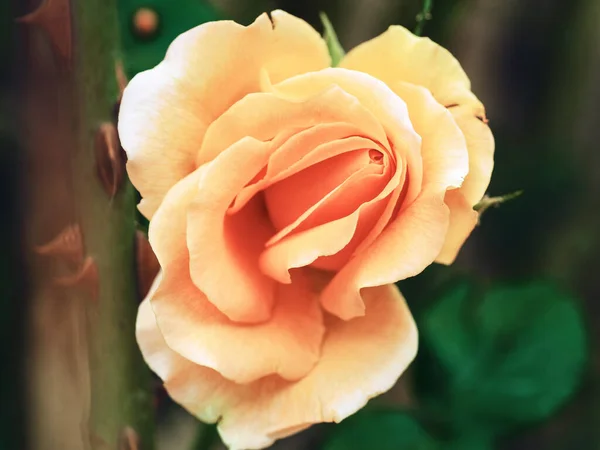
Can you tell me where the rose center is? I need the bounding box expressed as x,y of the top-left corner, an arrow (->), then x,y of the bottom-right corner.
369,149 -> 384,164
263,146 -> 388,243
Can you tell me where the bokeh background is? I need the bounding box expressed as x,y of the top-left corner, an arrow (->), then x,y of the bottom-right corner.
1,0 -> 599,449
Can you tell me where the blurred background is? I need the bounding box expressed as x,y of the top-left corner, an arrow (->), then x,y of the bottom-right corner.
1,0 -> 599,449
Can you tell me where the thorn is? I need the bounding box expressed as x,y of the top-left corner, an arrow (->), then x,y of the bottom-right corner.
119,427 -> 139,450
95,123 -> 126,198
16,0 -> 72,68
54,256 -> 99,300
136,230 -> 160,301
35,224 -> 83,265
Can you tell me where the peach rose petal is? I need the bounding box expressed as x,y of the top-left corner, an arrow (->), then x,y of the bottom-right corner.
392,82 -> 469,191
148,147 -> 276,325
352,165 -> 407,257
148,170 -> 203,269
266,124 -> 387,179
197,86 -> 388,166
265,10 -> 332,83
118,65 -> 209,218
271,68 -> 424,206
119,10 -> 329,218
259,212 -> 361,283
164,11 -> 329,118
388,83 -> 487,264
150,261 -> 325,384
264,165 -> 398,273
265,144 -> 387,240
339,26 -> 494,207
436,190 -> 479,264
450,105 -> 495,206
339,25 -> 480,111
310,191 -> 391,271
322,189 -> 450,319
187,137 -> 277,323
230,124 -> 378,214
321,82 -> 471,317
137,283 -> 417,450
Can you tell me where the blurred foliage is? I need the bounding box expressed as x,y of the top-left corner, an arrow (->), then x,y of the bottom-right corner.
119,0 -> 221,77
323,410 -> 496,450
325,280 -> 587,450
324,411 -> 438,450
417,280 -> 587,434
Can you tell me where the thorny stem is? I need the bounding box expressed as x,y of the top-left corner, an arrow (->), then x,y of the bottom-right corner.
20,0 -> 154,448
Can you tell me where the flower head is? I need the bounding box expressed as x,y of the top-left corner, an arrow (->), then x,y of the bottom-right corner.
119,11 -> 494,449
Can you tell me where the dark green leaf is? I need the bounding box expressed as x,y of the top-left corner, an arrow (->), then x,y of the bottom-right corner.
319,12 -> 345,66
419,280 -> 587,434
324,411 -> 439,450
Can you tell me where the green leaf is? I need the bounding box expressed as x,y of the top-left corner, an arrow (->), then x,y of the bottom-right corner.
319,12 -> 345,67
324,411 -> 439,450
119,0 -> 221,77
418,280 -> 587,434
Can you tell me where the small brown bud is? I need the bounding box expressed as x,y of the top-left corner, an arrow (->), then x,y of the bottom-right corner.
133,8 -> 159,38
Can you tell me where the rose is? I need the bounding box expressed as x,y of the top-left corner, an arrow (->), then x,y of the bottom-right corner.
119,10 -> 494,449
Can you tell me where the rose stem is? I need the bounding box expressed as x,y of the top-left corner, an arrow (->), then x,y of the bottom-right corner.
17,0 -> 154,448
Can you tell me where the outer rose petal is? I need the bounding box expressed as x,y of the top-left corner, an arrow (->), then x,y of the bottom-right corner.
391,82 -> 469,191
450,105 -> 495,206
339,25 -> 479,110
198,85 -> 387,166
320,81 -> 470,320
148,168 -> 324,383
149,143 -> 276,324
119,10 -> 330,218
391,82 -> 479,265
187,137 -> 277,323
151,263 -> 324,383
436,190 -> 479,264
322,191 -> 449,319
137,283 -> 417,450
339,25 -> 494,207
118,65 -> 209,218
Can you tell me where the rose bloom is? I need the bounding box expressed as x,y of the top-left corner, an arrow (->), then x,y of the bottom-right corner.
118,10 -> 493,450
